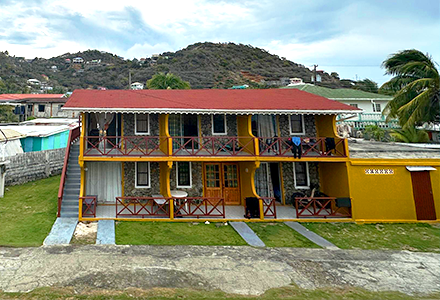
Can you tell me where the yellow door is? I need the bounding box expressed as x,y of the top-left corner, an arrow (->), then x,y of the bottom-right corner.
204,163 -> 240,205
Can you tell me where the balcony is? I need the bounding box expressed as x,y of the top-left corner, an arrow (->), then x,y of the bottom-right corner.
83,135 -> 347,158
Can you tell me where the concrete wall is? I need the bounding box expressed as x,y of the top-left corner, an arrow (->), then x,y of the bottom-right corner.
31,102 -> 78,118
5,147 -> 65,186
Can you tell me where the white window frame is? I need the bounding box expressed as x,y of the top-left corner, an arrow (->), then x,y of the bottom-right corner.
350,104 -> 358,108
289,114 -> 305,135
293,162 -> 310,189
134,113 -> 150,135
211,114 -> 227,135
135,162 -> 151,188
176,162 -> 192,188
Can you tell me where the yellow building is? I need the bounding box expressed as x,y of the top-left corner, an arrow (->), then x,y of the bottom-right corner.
59,89 -> 439,223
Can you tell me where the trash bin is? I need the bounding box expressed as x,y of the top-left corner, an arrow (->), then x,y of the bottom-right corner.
245,197 -> 260,218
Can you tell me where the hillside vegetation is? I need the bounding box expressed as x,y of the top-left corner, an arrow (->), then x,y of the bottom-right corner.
0,42 -> 345,92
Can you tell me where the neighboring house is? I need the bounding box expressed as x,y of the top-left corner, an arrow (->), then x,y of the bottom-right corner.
0,125 -> 71,152
0,94 -> 79,121
73,57 -> 84,64
27,79 -> 41,86
59,89 -> 439,222
283,84 -> 396,129
130,82 -> 144,90
0,129 -> 25,159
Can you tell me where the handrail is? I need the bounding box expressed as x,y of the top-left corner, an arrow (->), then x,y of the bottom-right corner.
57,126 -> 80,217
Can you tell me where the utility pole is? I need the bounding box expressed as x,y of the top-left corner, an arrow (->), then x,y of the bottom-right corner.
312,64 -> 318,84
128,70 -> 132,89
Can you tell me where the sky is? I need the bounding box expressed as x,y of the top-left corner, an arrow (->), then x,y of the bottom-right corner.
0,0 -> 439,85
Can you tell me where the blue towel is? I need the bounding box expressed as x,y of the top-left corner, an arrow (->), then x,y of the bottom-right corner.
291,137 -> 301,146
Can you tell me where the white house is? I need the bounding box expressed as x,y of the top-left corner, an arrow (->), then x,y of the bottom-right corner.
130,82 -> 144,90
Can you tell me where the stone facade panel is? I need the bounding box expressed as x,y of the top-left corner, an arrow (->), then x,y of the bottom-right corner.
169,162 -> 203,197
124,161 -> 160,196
281,161 -> 320,204
279,114 -> 316,137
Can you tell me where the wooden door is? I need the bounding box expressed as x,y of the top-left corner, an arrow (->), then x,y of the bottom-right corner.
411,171 -> 436,220
204,163 -> 240,205
204,163 -> 222,199
222,163 -> 240,205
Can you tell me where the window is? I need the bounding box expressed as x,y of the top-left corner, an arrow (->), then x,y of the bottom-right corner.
212,114 -> 227,135
293,162 -> 309,189
289,115 -> 305,135
135,162 -> 150,188
58,104 -> 64,110
38,104 -> 45,112
176,162 -> 192,188
372,103 -> 381,112
135,114 -> 149,135
350,104 -> 358,108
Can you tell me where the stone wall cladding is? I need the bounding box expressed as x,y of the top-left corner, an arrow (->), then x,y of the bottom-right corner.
123,113 -> 159,136
281,161 -> 320,204
169,162 -> 203,197
124,161 -> 160,196
279,115 -> 316,137
200,115 -> 237,137
5,148 -> 66,186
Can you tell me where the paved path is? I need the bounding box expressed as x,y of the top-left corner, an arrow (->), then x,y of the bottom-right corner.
43,218 -> 78,245
96,220 -> 115,245
0,245 -> 438,296
230,222 -> 265,247
284,222 -> 339,250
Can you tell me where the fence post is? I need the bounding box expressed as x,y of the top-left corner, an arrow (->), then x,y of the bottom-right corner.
169,198 -> 174,220
259,198 -> 264,220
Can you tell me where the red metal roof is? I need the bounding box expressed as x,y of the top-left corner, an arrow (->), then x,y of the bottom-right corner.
63,89 -> 360,114
0,94 -> 64,101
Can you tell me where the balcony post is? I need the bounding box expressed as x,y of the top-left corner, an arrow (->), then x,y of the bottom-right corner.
259,198 -> 264,220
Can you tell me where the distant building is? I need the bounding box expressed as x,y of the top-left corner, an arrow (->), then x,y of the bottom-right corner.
130,82 -> 144,90
73,57 -> 84,64
287,78 -> 304,85
65,59 -> 71,64
27,79 -> 41,86
97,87 -> 107,90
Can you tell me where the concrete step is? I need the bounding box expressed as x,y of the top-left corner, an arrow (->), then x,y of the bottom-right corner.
64,183 -> 80,189
60,213 -> 79,218
63,195 -> 79,201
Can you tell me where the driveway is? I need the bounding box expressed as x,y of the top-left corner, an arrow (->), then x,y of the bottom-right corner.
0,245 -> 439,296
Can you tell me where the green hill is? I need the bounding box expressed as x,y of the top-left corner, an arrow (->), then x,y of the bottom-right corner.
0,42 -> 344,92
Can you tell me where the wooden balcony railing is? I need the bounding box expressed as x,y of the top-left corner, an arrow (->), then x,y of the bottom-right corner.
171,136 -> 255,156
174,197 -> 225,218
80,196 -> 97,218
115,196 -> 226,218
261,197 -> 277,218
82,135 -> 347,158
84,136 -> 168,156
116,197 -> 171,218
258,137 -> 346,157
295,197 -> 352,218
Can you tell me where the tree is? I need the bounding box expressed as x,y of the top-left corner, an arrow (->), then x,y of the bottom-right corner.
380,49 -> 439,128
391,127 -> 429,143
354,78 -> 378,93
146,72 -> 190,90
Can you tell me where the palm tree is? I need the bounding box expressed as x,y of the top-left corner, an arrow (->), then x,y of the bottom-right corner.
380,49 -> 439,128
146,72 -> 190,90
391,127 -> 429,143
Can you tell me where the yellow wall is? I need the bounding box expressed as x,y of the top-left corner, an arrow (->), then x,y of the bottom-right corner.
237,115 -> 257,155
319,162 -> 351,198
430,168 -> 440,219
159,114 -> 171,155
315,115 -> 337,137
159,161 -> 172,197
238,161 -> 259,205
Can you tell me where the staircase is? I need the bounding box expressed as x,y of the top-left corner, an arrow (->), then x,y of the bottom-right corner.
59,142 -> 80,218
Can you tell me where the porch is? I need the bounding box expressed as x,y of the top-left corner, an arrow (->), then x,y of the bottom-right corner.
80,196 -> 352,220
82,135 -> 347,158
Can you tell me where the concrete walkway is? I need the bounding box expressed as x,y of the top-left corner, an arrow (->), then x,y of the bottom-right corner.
96,220 -> 115,245
284,222 -> 339,250
0,245 -> 439,296
230,222 -> 265,247
43,218 -> 78,245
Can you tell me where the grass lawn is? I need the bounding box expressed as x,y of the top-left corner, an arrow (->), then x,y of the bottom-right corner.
116,222 -> 247,246
303,222 -> 440,252
1,286 -> 438,300
0,176 -> 59,247
248,223 -> 320,248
